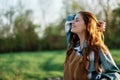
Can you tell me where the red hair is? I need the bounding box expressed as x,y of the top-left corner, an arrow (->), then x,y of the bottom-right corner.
65,11 -> 110,73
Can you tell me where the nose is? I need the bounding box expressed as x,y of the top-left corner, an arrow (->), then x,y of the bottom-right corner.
72,20 -> 75,26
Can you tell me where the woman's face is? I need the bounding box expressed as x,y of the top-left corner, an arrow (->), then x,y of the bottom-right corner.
71,14 -> 86,34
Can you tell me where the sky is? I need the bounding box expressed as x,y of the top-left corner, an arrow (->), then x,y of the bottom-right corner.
0,0 -> 63,24
0,0 -> 119,25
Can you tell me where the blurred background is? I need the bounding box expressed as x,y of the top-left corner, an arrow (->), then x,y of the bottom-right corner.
0,0 -> 120,80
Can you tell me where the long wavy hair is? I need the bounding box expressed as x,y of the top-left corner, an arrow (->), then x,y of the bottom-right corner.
65,11 -> 110,73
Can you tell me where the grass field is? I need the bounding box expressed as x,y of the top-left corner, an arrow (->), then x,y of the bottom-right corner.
0,50 -> 120,80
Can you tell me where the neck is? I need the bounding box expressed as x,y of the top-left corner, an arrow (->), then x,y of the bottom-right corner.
77,33 -> 85,50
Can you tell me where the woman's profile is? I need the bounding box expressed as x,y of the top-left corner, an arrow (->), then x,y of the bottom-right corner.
64,11 -> 120,80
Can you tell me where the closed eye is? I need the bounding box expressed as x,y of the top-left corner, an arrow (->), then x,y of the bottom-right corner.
75,18 -> 80,22
75,19 -> 79,22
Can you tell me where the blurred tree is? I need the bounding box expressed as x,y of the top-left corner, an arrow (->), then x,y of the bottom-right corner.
0,1 -> 40,52
40,18 -> 67,50
0,6 -> 16,38
0,0 -> 120,52
63,0 -> 85,16
96,0 -> 120,49
14,10 -> 40,51
38,0 -> 53,34
107,6 -> 120,48
0,6 -> 16,52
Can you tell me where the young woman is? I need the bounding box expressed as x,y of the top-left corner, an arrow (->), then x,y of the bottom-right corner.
64,11 -> 120,80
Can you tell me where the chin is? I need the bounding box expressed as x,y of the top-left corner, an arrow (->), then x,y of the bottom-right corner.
71,29 -> 74,32
71,30 -> 76,34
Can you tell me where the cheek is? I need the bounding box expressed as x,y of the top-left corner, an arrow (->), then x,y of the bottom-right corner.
80,22 -> 86,31
71,22 -> 86,33
80,21 -> 86,27
71,26 -> 86,33
76,21 -> 85,28
73,26 -> 86,33
76,22 -> 81,27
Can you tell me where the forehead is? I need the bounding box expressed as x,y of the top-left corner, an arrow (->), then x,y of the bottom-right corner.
74,14 -> 82,19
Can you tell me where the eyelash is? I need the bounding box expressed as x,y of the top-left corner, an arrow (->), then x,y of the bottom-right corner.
75,20 -> 79,22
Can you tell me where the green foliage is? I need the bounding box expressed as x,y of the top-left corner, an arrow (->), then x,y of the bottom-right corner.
39,19 -> 67,50
105,6 -> 120,49
0,50 -> 65,80
0,9 -> 40,52
0,50 -> 120,80
14,10 -> 39,51
0,1 -> 120,52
